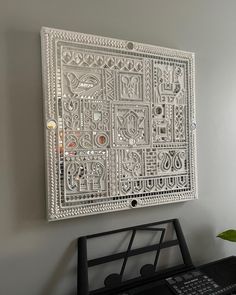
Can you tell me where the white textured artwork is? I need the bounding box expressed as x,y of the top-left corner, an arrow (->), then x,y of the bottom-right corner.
41,27 -> 197,221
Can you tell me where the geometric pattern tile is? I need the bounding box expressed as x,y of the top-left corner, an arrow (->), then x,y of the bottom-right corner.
41,27 -> 197,221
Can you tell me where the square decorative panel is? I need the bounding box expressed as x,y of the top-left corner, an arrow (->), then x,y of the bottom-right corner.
41,27 -> 197,221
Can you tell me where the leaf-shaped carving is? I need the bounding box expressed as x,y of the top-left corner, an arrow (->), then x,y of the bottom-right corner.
159,152 -> 171,172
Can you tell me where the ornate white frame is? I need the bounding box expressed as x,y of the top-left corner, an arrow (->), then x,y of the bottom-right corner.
41,27 -> 197,221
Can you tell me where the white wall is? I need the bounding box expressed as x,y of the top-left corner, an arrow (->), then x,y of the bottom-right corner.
1,0 -> 236,294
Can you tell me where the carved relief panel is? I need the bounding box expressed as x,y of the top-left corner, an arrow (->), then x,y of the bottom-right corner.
41,27 -> 197,221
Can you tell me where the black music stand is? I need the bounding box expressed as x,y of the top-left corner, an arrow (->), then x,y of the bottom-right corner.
77,218 -> 193,295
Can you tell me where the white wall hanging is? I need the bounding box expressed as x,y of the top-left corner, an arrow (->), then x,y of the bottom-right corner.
41,27 -> 197,221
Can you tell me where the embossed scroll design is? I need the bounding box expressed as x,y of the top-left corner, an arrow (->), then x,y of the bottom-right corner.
41,27 -> 197,220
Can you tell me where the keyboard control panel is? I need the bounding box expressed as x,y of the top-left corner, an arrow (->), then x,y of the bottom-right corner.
166,270 -> 236,295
